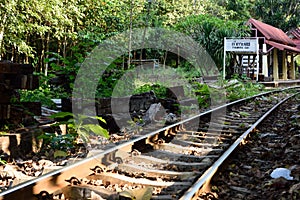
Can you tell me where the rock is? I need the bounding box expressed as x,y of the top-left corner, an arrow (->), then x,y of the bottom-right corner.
289,134 -> 300,144
143,103 -> 161,124
202,157 -> 212,165
224,79 -> 239,88
290,115 -> 300,120
289,183 -> 300,194
38,159 -> 54,167
229,186 -> 252,194
290,165 -> 300,180
267,177 -> 289,189
165,113 -> 177,125
259,133 -> 279,139
1,165 -> 16,180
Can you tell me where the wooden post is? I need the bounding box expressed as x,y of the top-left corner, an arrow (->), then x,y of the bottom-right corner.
282,50 -> 287,80
290,55 -> 296,80
223,38 -> 226,79
273,49 -> 279,81
256,39 -> 259,82
262,44 -> 268,78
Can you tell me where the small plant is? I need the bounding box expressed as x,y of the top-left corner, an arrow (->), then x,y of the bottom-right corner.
239,111 -> 250,117
38,132 -> 76,157
0,158 -> 7,165
49,112 -> 109,142
191,82 -> 211,108
239,123 -> 246,128
133,84 -> 167,99
225,77 -> 265,101
38,112 -> 109,158
127,120 -> 143,134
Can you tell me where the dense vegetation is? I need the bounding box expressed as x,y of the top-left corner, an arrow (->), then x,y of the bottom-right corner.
0,0 -> 299,103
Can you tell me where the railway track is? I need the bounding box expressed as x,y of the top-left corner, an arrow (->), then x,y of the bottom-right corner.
0,87 -> 299,200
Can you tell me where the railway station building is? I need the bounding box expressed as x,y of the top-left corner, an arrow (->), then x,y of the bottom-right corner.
224,18 -> 300,82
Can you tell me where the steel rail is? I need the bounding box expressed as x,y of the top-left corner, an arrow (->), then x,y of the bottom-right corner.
0,87 -> 299,200
179,92 -> 299,200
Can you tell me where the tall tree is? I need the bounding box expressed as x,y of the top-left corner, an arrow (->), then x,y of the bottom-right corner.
174,14 -> 250,70
253,0 -> 300,31
0,0 -> 79,71
215,0 -> 254,21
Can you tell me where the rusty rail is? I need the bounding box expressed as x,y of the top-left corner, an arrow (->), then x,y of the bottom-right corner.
0,87 -> 299,200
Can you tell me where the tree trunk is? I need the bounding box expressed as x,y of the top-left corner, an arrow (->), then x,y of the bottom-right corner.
128,0 -> 133,70
0,13 -> 7,60
0,29 -> 5,60
57,40 -> 61,65
40,37 -> 45,73
163,51 -> 167,69
11,46 -> 15,62
44,32 -> 50,76
63,35 -> 67,61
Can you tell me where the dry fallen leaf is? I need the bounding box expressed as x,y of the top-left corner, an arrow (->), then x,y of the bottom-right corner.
119,186 -> 153,200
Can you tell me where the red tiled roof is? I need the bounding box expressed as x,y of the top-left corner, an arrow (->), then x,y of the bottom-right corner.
293,40 -> 300,50
289,28 -> 300,39
247,18 -> 296,46
265,40 -> 300,53
288,28 -> 300,50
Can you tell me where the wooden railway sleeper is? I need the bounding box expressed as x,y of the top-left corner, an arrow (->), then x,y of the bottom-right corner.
157,138 -> 165,145
131,149 -> 141,156
0,171 -> 14,190
34,191 -> 53,200
146,133 -> 166,149
163,126 -> 177,136
65,176 -> 81,186
90,165 -> 107,174
146,133 -> 159,145
146,132 -> 175,150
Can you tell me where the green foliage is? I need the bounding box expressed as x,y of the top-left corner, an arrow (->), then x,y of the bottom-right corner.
49,112 -> 109,142
189,76 -> 265,109
253,0 -> 300,31
239,111 -> 251,117
225,77 -> 265,101
38,132 -> 76,152
1,0 -> 288,119
96,66 -> 127,98
192,82 -> 211,108
0,159 -> 6,165
1,0 -> 298,78
176,62 -> 202,79
54,150 -> 69,158
19,72 -> 68,108
296,56 -> 300,66
159,0 -> 235,25
174,14 -> 250,71
38,112 -> 108,157
133,84 -> 167,99
239,123 -> 246,128
49,111 -> 74,120
215,0 -> 253,20
0,0 -> 78,67
0,155 -> 7,165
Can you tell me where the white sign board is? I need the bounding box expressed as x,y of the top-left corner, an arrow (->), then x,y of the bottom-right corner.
223,37 -> 259,81
225,38 -> 258,52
